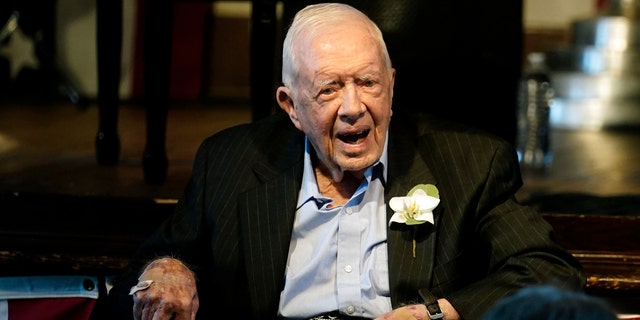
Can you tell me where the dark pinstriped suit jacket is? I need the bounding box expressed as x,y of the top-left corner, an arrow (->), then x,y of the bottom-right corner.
115,111 -> 585,319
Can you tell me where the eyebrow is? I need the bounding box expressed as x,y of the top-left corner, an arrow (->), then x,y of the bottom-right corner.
315,79 -> 336,88
358,73 -> 377,81
314,72 -> 378,87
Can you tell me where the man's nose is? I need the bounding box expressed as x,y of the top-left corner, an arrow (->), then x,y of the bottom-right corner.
339,85 -> 364,119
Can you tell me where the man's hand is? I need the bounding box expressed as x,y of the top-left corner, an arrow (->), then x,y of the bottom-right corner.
131,257 -> 199,320
374,299 -> 460,320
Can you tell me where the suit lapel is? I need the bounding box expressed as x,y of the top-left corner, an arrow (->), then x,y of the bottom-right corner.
237,123 -> 305,317
385,116 -> 441,305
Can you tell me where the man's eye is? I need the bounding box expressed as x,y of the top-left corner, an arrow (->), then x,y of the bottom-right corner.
320,88 -> 335,95
357,78 -> 376,87
363,80 -> 376,87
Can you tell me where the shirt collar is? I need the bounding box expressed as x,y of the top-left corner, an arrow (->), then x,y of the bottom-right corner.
296,133 -> 388,209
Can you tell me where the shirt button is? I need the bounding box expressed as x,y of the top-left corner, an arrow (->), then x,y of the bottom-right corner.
344,265 -> 352,273
347,306 -> 355,314
345,207 -> 353,214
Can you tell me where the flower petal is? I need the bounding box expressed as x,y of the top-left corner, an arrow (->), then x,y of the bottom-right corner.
414,195 -> 440,211
412,211 -> 435,224
389,212 -> 407,226
412,189 -> 428,197
389,196 -> 407,211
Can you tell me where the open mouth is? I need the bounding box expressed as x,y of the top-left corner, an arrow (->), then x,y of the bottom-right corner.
337,129 -> 370,144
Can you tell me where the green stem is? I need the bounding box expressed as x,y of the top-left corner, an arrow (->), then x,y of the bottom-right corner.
412,227 -> 417,258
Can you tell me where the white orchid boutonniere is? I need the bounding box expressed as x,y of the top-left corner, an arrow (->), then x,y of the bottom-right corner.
389,184 -> 440,258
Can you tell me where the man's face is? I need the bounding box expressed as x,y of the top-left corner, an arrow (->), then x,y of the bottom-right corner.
280,20 -> 395,176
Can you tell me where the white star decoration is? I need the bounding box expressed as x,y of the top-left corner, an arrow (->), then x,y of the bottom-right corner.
0,24 -> 40,79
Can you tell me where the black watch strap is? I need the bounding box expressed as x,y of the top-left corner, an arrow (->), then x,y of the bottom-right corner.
419,288 -> 444,320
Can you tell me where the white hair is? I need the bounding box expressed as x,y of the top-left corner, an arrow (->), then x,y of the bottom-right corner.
280,3 -> 392,88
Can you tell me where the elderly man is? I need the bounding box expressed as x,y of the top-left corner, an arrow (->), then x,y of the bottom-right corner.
109,3 -> 585,320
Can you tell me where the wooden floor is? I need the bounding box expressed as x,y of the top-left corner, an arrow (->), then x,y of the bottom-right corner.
0,100 -> 252,200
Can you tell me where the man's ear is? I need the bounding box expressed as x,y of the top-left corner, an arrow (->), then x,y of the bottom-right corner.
276,87 -> 301,129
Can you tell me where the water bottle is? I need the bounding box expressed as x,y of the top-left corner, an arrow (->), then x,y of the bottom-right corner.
516,52 -> 554,170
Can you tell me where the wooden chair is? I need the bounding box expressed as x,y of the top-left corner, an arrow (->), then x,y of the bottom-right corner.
95,0 -> 173,185
95,0 -> 253,185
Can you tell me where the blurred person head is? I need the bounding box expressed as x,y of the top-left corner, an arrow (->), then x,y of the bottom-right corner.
481,285 -> 618,320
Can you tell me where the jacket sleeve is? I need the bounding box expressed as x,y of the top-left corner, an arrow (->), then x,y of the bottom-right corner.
427,134 -> 586,319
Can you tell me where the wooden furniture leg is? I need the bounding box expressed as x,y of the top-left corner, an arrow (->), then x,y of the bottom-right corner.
95,0 -> 122,166
95,0 -> 169,184
141,0 -> 172,184
250,0 -> 277,121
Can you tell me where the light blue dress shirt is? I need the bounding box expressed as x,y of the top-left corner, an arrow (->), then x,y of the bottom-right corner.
278,136 -> 392,319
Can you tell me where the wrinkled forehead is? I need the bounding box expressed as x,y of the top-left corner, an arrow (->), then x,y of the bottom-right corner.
299,17 -> 374,44
298,34 -> 383,80
296,19 -> 382,61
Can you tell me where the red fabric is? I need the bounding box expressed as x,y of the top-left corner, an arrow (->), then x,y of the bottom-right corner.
131,1 -> 209,100
7,297 -> 95,320
595,0 -> 609,11
131,0 -> 145,99
170,2 -> 209,100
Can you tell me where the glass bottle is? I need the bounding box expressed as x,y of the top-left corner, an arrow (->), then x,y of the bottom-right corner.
516,52 -> 554,169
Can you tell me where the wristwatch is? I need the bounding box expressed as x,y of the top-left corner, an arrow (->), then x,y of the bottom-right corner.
419,288 -> 444,320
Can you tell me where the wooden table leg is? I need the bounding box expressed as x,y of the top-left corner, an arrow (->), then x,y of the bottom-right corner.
141,0 -> 172,184
95,0 -> 122,166
250,0 -> 277,121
